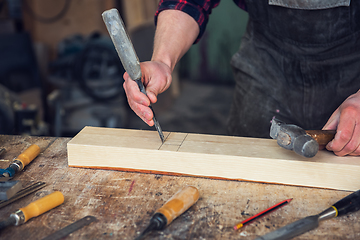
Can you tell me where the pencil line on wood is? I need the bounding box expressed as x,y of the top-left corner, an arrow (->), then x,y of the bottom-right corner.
177,133 -> 188,152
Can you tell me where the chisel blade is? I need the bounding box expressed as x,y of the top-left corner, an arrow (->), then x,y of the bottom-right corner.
255,215 -> 319,240
0,181 -> 22,200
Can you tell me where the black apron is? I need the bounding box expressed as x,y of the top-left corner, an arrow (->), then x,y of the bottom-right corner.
228,0 -> 360,138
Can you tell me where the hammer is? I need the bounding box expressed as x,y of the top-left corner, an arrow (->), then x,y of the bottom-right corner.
270,119 -> 336,158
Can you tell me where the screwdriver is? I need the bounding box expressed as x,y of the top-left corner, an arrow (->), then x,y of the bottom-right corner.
0,144 -> 41,179
135,186 -> 200,240
0,191 -> 64,230
102,8 -> 165,143
256,189 -> 360,240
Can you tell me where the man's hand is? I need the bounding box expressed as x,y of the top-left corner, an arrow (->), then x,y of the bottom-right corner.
123,61 -> 172,126
323,90 -> 360,156
122,10 -> 199,126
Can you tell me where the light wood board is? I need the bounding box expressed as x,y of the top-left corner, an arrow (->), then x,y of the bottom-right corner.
67,126 -> 360,191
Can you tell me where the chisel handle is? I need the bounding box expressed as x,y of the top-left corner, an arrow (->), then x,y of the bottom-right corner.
102,8 -> 141,82
16,191 -> 64,224
333,190 -> 360,217
157,186 -> 200,225
14,144 -> 41,170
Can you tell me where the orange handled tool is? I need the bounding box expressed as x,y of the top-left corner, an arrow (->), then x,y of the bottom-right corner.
0,144 -> 41,179
15,144 -> 41,169
0,191 -> 64,229
135,186 -> 200,240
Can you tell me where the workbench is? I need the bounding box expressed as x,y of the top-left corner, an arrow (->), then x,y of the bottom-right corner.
0,134 -> 359,239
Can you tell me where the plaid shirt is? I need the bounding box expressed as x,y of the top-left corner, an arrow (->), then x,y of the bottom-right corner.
155,0 -> 247,42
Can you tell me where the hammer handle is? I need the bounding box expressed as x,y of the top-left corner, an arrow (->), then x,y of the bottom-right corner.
305,130 -> 336,147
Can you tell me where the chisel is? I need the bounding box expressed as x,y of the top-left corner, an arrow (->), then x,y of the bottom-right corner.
135,185 -> 200,240
256,190 -> 360,240
102,8 -> 165,143
0,191 -> 64,230
0,144 -> 41,179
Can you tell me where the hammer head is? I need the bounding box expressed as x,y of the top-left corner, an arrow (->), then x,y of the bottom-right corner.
270,119 -> 319,158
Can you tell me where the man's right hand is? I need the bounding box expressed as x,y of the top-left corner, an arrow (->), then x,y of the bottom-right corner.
123,9 -> 200,126
123,60 -> 172,126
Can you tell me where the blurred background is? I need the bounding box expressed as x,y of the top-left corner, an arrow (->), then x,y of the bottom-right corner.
0,0 -> 248,137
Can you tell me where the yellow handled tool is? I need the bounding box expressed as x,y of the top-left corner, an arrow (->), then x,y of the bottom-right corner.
15,144 -> 41,169
0,191 -> 64,230
135,186 -> 200,240
0,144 -> 41,179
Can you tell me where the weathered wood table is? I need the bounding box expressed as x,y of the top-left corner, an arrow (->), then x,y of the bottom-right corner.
0,134 -> 359,239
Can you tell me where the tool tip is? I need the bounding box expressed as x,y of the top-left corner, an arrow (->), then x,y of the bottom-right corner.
233,223 -> 243,230
153,119 -> 165,143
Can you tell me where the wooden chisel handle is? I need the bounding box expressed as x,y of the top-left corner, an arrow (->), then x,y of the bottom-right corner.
157,186 -> 200,225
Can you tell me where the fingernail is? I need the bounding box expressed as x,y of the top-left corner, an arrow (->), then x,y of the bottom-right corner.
326,141 -> 333,150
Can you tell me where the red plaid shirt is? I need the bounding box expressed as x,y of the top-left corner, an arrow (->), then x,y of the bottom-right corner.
155,0 -> 247,42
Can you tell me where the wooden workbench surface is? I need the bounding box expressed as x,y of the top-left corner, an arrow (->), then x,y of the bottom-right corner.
0,134 -> 359,239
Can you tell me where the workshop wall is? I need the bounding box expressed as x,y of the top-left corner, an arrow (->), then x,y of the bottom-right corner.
4,0 -> 244,137
22,0 -> 116,59
180,1 -> 249,85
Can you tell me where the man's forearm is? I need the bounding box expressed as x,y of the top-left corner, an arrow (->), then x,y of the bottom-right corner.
152,10 -> 200,71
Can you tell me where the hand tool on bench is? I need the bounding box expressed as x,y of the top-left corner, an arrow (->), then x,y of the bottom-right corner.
0,148 -> 5,156
135,186 -> 200,240
41,215 -> 97,240
270,119 -> 336,158
0,182 -> 46,209
102,8 -> 165,143
0,144 -> 41,179
0,191 -> 64,230
0,180 -> 22,201
255,189 -> 360,240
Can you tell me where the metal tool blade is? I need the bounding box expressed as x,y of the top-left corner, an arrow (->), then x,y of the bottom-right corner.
0,180 -> 22,200
0,215 -> 16,230
255,215 -> 319,240
41,216 -> 97,240
102,8 -> 165,143
0,182 -> 46,209
0,148 -> 5,156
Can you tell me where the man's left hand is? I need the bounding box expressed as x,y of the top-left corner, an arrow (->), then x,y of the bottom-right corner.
323,90 -> 360,156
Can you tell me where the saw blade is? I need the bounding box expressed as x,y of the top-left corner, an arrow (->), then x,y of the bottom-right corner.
41,216 -> 97,240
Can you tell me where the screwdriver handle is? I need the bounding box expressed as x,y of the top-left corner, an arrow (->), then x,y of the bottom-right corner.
14,144 -> 41,170
156,186 -> 199,225
333,190 -> 360,217
18,191 -> 64,223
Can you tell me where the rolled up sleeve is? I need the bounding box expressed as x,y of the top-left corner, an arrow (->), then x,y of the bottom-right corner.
155,0 -> 221,43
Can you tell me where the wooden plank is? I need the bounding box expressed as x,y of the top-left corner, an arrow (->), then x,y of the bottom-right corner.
67,126 -> 360,191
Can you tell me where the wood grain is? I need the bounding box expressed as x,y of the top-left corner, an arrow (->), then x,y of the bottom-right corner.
67,126 -> 360,191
